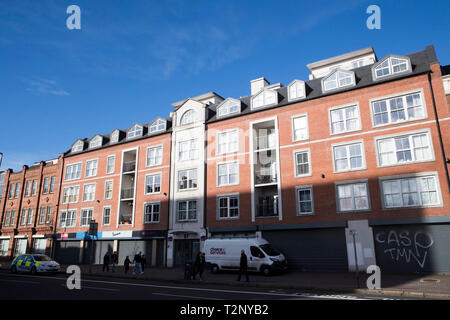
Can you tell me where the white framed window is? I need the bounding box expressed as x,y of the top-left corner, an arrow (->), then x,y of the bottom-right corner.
89,135 -> 103,149
9,210 -> 16,225
288,80 -> 306,101
178,139 -> 198,161
292,114 -> 308,141
146,145 -> 163,166
82,183 -> 96,202
62,186 -> 80,204
380,173 -> 441,209
106,155 -> 115,174
102,206 -> 111,226
217,99 -> 241,118
27,208 -> 33,225
104,180 -> 113,200
177,200 -> 197,221
50,177 -> 56,193
25,181 -> 31,197
373,56 -> 411,79
333,141 -> 365,173
180,109 -> 196,125
329,104 -> 361,135
32,180 -> 37,195
71,140 -> 84,153
294,149 -> 311,177
251,89 -> 278,109
322,70 -> 355,92
38,207 -> 46,224
217,129 -> 238,155
85,159 -> 98,178
217,162 -> 239,186
110,130 -> 120,143
217,194 -> 239,219
149,119 -> 166,133
127,124 -> 143,139
145,174 -> 161,194
8,184 -> 14,199
43,177 -> 50,194
20,208 -> 27,226
376,130 -> 433,167
80,208 -> 93,227
295,186 -> 314,215
65,163 -> 82,181
14,183 -> 20,198
4,211 -> 10,226
371,91 -> 426,127
178,169 -> 198,190
336,181 -> 370,212
60,209 -> 76,228
144,202 -> 160,224
45,206 -> 51,224
0,239 -> 10,256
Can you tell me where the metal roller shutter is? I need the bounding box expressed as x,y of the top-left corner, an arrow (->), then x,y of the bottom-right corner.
262,228 -> 348,271
373,224 -> 450,273
118,240 -> 152,265
55,241 -> 82,265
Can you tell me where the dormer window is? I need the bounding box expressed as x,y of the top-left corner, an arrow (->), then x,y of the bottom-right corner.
373,56 -> 411,80
322,69 -> 355,92
217,99 -> 241,118
180,109 -> 196,125
149,119 -> 166,133
110,130 -> 120,143
71,140 -> 84,153
127,124 -> 143,139
251,89 -> 278,109
89,135 -> 103,149
287,80 -> 306,101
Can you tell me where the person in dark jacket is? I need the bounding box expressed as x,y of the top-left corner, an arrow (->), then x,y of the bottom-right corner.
103,252 -> 110,272
141,255 -> 147,271
198,252 -> 206,280
111,251 -> 118,272
192,252 -> 201,280
124,256 -> 131,274
237,249 -> 249,282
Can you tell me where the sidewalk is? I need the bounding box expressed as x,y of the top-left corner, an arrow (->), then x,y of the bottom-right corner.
59,264 -> 450,299
1,262 -> 449,299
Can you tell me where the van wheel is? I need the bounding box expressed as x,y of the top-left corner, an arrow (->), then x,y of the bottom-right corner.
30,267 -> 37,275
211,265 -> 219,274
261,266 -> 271,276
10,265 -> 17,274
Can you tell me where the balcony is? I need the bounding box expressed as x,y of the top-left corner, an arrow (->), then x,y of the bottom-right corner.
121,188 -> 134,199
122,161 -> 136,173
256,202 -> 278,217
255,173 -> 277,185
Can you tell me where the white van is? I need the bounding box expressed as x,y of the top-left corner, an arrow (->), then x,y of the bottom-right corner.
204,238 -> 287,276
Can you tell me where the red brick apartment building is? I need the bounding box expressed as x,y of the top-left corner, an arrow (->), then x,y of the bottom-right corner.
205,46 -> 450,273
0,45 -> 448,274
0,159 -> 63,259
53,119 -> 171,266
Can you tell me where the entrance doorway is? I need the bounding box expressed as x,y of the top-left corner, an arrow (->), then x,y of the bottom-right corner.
174,239 -> 199,266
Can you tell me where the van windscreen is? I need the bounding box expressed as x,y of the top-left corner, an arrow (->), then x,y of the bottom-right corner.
260,244 -> 280,256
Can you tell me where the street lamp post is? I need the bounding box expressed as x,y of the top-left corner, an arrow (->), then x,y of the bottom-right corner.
349,229 -> 360,288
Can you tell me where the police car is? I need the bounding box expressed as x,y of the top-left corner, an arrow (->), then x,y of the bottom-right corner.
10,254 -> 60,275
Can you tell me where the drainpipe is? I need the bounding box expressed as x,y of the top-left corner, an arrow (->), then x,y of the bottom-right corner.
51,155 -> 65,259
427,72 -> 450,192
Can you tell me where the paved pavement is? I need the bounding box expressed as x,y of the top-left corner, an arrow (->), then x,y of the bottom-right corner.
1,262 -> 449,299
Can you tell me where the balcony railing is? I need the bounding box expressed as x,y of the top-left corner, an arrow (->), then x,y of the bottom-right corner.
122,161 -> 136,173
255,174 -> 277,185
256,203 -> 279,217
121,188 -> 134,199
119,215 -> 132,225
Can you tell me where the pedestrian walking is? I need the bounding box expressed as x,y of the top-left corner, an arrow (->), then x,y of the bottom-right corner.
192,252 -> 201,280
103,252 -> 110,272
124,256 -> 131,274
141,254 -> 147,271
237,249 -> 249,282
111,251 -> 118,272
198,252 -> 206,280
133,251 -> 144,275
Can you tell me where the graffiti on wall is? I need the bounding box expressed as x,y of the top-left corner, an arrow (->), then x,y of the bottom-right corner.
375,230 -> 434,268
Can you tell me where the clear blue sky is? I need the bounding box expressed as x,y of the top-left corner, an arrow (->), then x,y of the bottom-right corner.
0,0 -> 449,171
